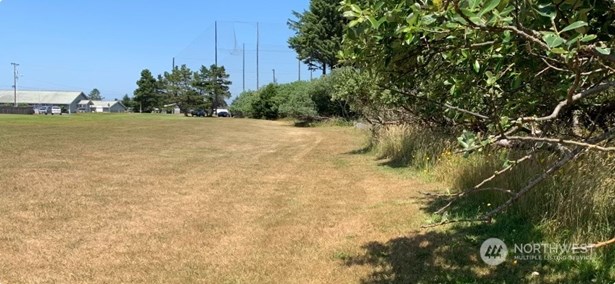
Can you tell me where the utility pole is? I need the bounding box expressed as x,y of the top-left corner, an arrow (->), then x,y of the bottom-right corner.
256,22 -> 260,90
215,21 -> 218,66
310,69 -> 313,81
242,43 -> 246,92
172,57 -> 176,70
272,69 -> 276,84
11,63 -> 19,107
298,59 -> 301,81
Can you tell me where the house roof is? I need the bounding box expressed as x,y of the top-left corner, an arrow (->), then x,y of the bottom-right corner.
90,100 -> 126,108
78,100 -> 93,105
0,90 -> 85,105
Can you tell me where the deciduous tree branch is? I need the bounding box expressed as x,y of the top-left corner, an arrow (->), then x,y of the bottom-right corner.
506,135 -> 615,152
421,218 -> 487,229
482,149 -> 584,221
588,237 -> 615,249
452,0 -> 551,51
521,81 -> 615,122
434,154 -> 533,214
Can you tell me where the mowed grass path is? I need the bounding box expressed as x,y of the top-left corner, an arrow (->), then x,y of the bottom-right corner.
0,114 -> 434,283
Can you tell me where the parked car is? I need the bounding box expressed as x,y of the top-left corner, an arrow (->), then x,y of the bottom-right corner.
216,108 -> 231,117
191,109 -> 206,117
38,106 -> 48,114
49,106 -> 62,115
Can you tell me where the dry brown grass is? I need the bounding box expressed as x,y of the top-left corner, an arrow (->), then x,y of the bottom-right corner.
0,114 -> 436,283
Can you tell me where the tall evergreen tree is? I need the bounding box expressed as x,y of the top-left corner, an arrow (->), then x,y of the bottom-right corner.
208,65 -> 232,115
193,65 -> 232,116
88,88 -> 103,100
288,0 -> 345,75
164,65 -> 203,115
121,94 -> 134,111
133,69 -> 161,113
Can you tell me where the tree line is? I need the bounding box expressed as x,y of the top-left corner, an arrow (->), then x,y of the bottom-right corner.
131,64 -> 231,116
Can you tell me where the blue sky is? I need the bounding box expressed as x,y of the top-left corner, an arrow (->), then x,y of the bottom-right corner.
0,0 -> 312,101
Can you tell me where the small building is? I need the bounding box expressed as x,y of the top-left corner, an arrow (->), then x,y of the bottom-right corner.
0,90 -> 88,113
89,100 -> 127,113
77,100 -> 94,112
163,103 -> 182,114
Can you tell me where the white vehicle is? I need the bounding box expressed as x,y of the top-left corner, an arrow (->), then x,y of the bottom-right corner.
216,108 -> 231,117
49,106 -> 62,115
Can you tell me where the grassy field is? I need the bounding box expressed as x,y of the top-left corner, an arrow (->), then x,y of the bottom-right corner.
0,114 -> 441,283
1,114 -> 609,283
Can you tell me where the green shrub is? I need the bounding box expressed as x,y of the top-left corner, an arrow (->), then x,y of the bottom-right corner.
229,90 -> 258,118
251,84 -> 279,120
276,81 -> 318,118
229,77 -> 355,120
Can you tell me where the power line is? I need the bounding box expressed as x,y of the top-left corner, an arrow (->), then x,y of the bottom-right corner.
215,21 -> 218,66
243,43 -> 246,91
256,22 -> 260,90
219,48 -> 294,53
11,62 -> 19,107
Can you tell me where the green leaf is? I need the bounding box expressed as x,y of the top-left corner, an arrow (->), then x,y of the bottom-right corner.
452,14 -> 468,25
485,71 -> 497,86
500,116 -> 510,128
596,47 -> 611,55
468,0 -> 481,10
535,4 -> 556,20
473,60 -> 481,73
368,16 -> 386,29
499,6 -> 514,17
348,19 -> 362,28
343,11 -> 357,18
566,35 -> 581,47
480,0 -> 501,16
550,48 -> 567,54
542,32 -> 565,48
560,21 -> 587,33
404,34 -> 415,45
580,34 -> 597,42
374,1 -> 385,11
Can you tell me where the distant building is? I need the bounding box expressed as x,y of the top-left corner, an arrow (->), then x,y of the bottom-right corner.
0,90 -> 88,113
163,103 -> 182,114
77,100 -> 94,112
88,100 -> 127,113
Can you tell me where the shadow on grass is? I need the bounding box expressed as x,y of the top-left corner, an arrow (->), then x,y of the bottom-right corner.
376,159 -> 412,169
342,218 -> 553,283
341,147 -> 613,283
342,217 -> 612,283
345,146 -> 373,155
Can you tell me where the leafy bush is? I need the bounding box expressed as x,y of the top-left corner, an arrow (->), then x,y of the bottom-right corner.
276,81 -> 318,118
229,90 -> 258,118
251,84 -> 279,120
329,67 -> 392,121
230,77 -> 355,121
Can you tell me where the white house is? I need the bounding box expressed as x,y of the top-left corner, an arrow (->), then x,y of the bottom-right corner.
90,100 -> 127,113
78,100 -> 127,113
0,90 -> 88,113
